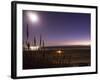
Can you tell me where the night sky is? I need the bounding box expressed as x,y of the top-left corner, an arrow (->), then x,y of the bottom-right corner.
23,10 -> 91,46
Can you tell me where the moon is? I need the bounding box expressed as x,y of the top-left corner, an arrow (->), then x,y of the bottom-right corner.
27,12 -> 39,23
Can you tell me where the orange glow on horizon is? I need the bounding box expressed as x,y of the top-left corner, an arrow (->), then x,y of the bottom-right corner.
65,41 -> 90,46
46,40 -> 90,46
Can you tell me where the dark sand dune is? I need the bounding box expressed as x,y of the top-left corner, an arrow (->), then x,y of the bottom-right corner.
23,46 -> 90,69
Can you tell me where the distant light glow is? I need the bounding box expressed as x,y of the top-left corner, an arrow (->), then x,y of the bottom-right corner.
30,46 -> 39,51
27,12 -> 39,23
56,50 -> 62,54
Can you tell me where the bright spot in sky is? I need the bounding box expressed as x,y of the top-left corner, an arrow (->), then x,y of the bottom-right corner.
30,46 -> 39,51
27,12 -> 39,23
